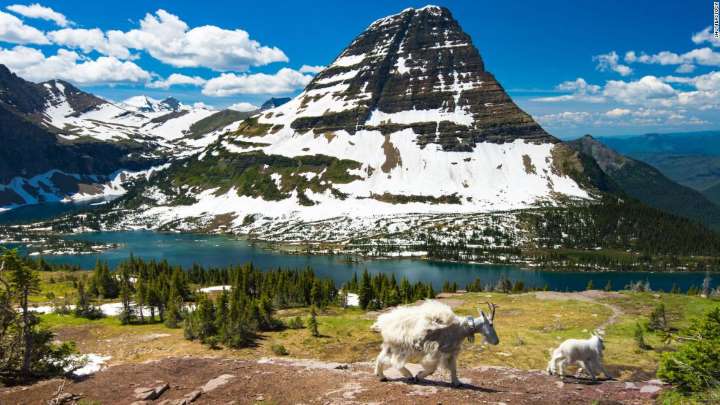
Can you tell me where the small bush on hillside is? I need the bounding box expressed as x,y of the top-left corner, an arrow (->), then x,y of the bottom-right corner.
635,323 -> 651,350
271,344 -> 289,356
286,316 -> 304,329
647,303 -> 668,332
657,307 -> 720,394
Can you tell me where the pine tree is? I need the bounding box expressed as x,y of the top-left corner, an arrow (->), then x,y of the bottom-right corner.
604,280 -> 612,291
4,249 -> 40,377
164,289 -> 182,328
135,276 -> 146,323
586,280 -> 594,290
359,270 -> 373,310
308,306 -> 320,337
635,322 -> 650,350
647,303 -> 668,332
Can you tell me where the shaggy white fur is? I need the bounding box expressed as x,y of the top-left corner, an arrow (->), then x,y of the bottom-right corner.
547,334 -> 610,380
372,300 -> 499,387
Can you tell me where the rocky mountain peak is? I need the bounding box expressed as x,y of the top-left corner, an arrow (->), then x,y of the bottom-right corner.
255,5 -> 554,151
568,135 -> 627,172
260,97 -> 291,111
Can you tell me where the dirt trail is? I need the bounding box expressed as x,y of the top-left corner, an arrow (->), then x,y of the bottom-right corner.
533,290 -> 625,332
0,356 -> 664,404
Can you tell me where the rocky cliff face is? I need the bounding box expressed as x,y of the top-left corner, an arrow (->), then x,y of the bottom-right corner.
256,6 -> 554,151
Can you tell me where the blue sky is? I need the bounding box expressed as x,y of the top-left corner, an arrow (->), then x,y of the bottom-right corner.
0,0 -> 718,137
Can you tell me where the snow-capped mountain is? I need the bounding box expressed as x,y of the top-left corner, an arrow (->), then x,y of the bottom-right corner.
0,66 -> 221,212
110,6 -> 602,239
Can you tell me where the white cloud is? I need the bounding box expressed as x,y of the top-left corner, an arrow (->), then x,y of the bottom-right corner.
605,108 -> 631,117
0,10 -> 48,44
603,76 -> 677,105
0,45 -> 151,85
692,26 -> 720,48
625,47 -> 720,67
107,9 -> 287,71
0,45 -> 44,68
532,78 -> 605,103
202,68 -> 313,96
535,111 -> 593,126
48,28 -> 131,58
299,64 -> 325,74
594,51 -> 632,76
147,73 -> 206,89
6,3 -> 69,27
227,102 -> 258,111
675,63 -> 695,73
537,108 -> 707,128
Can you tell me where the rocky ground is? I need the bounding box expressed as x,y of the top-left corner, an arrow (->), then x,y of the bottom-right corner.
0,356 -> 664,404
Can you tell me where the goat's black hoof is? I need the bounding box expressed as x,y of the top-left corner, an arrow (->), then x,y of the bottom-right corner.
378,376 -> 388,382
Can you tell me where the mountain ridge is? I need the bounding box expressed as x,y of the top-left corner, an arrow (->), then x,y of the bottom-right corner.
568,135 -> 720,231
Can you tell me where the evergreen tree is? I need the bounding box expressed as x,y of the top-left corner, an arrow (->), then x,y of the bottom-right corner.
308,306 -> 320,337
586,280 -> 594,290
359,270 -> 373,310
647,303 -> 668,332
164,289 -> 182,328
135,276 -> 146,323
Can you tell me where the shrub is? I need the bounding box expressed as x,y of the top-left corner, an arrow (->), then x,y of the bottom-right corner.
635,322 -> 651,350
657,307 -> 720,394
647,303 -> 668,332
271,344 -> 289,356
308,306 -> 320,337
286,316 -> 304,329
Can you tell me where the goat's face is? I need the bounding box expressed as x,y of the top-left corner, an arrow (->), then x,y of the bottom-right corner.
474,314 -> 499,345
472,302 -> 499,345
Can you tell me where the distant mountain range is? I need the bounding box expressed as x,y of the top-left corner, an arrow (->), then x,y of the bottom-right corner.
0,64 -> 287,211
598,131 -> 720,206
569,135 -> 720,231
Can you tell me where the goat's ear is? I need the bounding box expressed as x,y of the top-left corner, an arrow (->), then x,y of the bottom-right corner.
479,309 -> 487,320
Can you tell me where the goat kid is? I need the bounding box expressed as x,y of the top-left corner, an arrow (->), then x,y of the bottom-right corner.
546,333 -> 610,380
372,300 -> 499,387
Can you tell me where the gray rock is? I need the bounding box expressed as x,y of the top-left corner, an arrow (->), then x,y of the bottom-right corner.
201,374 -> 236,393
134,382 -> 170,400
640,385 -> 662,394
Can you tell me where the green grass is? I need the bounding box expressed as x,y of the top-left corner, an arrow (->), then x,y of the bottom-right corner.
39,313 -> 121,328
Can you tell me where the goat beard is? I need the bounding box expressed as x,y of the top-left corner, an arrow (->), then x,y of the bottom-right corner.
466,335 -> 475,343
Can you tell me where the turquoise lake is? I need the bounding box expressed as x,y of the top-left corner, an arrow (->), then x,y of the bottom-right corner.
13,230 -> 716,292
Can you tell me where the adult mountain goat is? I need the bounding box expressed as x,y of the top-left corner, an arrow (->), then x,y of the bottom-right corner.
372,300 -> 499,387
546,333 -> 610,380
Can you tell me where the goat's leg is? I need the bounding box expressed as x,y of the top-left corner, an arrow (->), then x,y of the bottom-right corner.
580,360 -> 596,380
557,358 -> 567,376
446,355 -> 461,387
547,354 -> 560,375
595,359 -> 611,379
398,366 -> 415,381
415,358 -> 439,381
374,346 -> 389,381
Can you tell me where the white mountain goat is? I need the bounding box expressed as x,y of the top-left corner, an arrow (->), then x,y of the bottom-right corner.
546,333 -> 610,380
372,300 -> 499,387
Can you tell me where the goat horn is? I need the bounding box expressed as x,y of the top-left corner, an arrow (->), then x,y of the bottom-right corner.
485,301 -> 498,321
